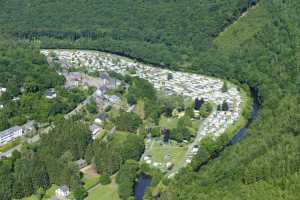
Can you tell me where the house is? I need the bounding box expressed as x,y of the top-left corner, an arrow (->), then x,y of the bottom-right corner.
99,73 -> 111,85
89,124 -> 101,139
99,73 -> 117,88
55,185 -> 70,200
94,113 -> 107,124
75,159 -> 87,169
96,86 -> 107,97
46,89 -> 57,99
22,121 -> 34,133
0,126 -> 23,146
0,87 -> 6,96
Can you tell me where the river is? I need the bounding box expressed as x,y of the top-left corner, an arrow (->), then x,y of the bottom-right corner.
134,174 -> 152,200
230,87 -> 260,145
134,87 -> 261,200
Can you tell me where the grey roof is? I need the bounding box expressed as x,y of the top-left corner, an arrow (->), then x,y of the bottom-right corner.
98,86 -> 108,92
96,113 -> 107,121
89,124 -> 100,132
47,90 -> 56,96
0,126 -> 22,137
75,159 -> 86,166
58,185 -> 69,193
99,73 -> 110,80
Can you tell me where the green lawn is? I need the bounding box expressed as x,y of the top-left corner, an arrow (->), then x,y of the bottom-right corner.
21,195 -> 39,200
20,184 -> 58,200
214,3 -> 270,55
82,174 -> 100,190
43,184 -> 59,199
159,116 -> 178,129
85,181 -> 120,200
114,131 -> 129,142
0,139 -> 21,153
147,141 -> 187,165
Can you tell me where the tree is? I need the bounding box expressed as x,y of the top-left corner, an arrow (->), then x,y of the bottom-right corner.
116,160 -> 139,200
73,185 -> 87,200
222,82 -> 228,93
86,100 -> 97,114
194,98 -> 204,110
115,112 -> 142,132
222,101 -> 229,111
167,73 -> 173,80
199,102 -> 213,118
127,93 -> 137,105
0,164 -> 13,200
99,175 -> 111,185
150,127 -> 161,137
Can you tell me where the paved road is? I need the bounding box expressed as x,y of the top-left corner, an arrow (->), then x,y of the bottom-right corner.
182,113 -> 213,166
65,91 -> 97,119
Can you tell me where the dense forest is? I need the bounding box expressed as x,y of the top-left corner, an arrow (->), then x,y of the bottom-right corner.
0,0 -> 253,67
0,38 -> 92,131
0,0 -> 300,199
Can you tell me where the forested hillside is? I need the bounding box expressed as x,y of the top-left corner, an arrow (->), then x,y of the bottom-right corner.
1,0 -> 300,199
0,37 -> 63,97
161,1 -> 300,199
0,0 -> 252,67
0,39 -> 89,131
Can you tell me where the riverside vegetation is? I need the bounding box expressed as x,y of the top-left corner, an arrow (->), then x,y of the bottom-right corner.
0,0 -> 300,199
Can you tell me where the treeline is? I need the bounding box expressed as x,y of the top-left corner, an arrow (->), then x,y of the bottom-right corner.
0,87 -> 89,131
0,38 -> 92,131
0,38 -> 64,97
0,0 -> 299,199
0,0 -> 255,67
0,120 -> 91,200
161,1 -> 300,199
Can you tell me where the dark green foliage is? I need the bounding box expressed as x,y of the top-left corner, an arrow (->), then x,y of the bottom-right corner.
86,100 -> 98,114
222,82 -> 228,93
199,102 -> 213,118
99,175 -> 111,185
0,120 -> 91,200
116,160 -> 139,200
0,163 -> 13,200
127,78 -> 156,102
115,112 -> 142,133
0,40 -> 88,130
0,0 -> 299,199
150,127 -> 161,138
40,120 -> 91,160
221,101 -> 229,111
161,1 -> 300,199
0,0 -> 250,67
194,98 -> 204,110
170,116 -> 192,142
94,134 -> 144,176
73,185 -> 87,200
0,39 -> 64,96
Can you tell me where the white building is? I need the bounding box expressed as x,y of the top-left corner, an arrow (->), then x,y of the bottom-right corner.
0,87 -> 7,93
46,89 -> 57,99
55,185 -> 70,200
0,126 -> 23,146
89,124 -> 101,140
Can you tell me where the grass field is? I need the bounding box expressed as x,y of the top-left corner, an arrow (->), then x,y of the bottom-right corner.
0,139 -> 21,153
159,116 -> 178,129
21,184 -> 59,200
147,141 -> 187,166
85,180 -> 120,200
21,195 -> 39,200
81,165 -> 100,190
214,3 -> 270,55
43,184 -> 59,199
